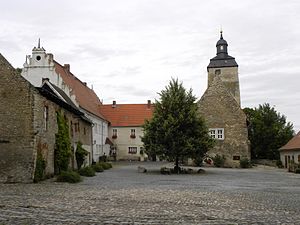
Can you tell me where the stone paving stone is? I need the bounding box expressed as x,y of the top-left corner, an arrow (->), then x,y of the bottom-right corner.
0,162 -> 300,224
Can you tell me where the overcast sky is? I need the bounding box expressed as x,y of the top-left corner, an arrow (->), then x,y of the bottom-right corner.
1,0 -> 299,131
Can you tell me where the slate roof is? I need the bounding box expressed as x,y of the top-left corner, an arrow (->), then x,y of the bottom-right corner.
207,54 -> 238,69
99,103 -> 154,127
279,132 -> 300,151
37,85 -> 92,124
54,61 -> 107,121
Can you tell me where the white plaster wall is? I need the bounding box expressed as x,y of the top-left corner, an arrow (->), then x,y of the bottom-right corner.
109,126 -> 145,160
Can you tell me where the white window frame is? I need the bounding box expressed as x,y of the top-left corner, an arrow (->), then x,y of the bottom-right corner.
112,129 -> 118,137
209,128 -> 224,140
128,147 -> 137,154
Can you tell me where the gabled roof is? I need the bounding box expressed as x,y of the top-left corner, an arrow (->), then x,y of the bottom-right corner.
37,84 -> 92,124
279,131 -> 300,151
99,103 -> 154,127
54,61 -> 107,121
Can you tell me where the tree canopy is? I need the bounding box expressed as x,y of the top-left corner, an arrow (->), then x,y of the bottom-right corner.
244,103 -> 294,160
142,78 -> 214,171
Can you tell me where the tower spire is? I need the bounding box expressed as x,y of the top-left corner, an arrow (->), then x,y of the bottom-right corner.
38,38 -> 40,48
220,28 -> 223,39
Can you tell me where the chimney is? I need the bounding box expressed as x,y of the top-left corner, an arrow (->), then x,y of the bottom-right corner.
112,100 -> 116,108
47,53 -> 53,61
147,100 -> 151,108
64,64 -> 70,72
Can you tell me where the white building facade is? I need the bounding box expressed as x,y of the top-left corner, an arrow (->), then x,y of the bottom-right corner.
21,41 -> 109,163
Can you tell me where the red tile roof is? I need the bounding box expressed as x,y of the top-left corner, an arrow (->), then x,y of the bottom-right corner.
99,103 -> 154,127
54,61 -> 107,121
279,131 -> 300,151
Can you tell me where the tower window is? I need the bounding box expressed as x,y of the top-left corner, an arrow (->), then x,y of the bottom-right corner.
43,106 -> 48,131
209,128 -> 224,140
220,46 -> 224,50
36,55 -> 41,61
215,69 -> 221,75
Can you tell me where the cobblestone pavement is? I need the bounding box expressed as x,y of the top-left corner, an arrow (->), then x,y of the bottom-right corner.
0,162 -> 300,225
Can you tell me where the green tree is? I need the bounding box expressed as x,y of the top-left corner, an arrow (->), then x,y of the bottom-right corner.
142,78 -> 214,172
244,103 -> 294,160
55,111 -> 72,173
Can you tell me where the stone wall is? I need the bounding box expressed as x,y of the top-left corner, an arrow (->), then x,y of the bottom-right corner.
208,67 -> 240,107
0,54 -> 36,183
0,54 -> 93,182
198,76 -> 250,167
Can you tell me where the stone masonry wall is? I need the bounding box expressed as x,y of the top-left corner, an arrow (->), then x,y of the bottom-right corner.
0,55 -> 36,183
198,77 -> 250,167
208,67 -> 240,107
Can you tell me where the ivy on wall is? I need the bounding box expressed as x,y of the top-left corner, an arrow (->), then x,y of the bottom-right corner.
55,111 -> 71,174
34,149 -> 46,182
75,141 -> 88,170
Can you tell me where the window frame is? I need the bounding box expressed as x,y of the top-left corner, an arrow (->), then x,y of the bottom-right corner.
128,147 -> 137,154
209,128 -> 224,140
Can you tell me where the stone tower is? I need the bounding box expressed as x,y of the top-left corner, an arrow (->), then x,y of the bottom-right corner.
207,31 -> 240,106
198,32 -> 250,167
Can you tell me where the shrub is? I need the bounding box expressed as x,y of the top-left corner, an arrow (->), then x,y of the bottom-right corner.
99,155 -> 107,162
98,162 -> 112,170
240,158 -> 252,168
57,171 -> 82,183
193,157 -> 203,167
213,154 -> 226,167
92,163 -> 104,172
75,142 -> 88,170
79,166 -> 96,177
295,168 -> 300,174
276,160 -> 283,168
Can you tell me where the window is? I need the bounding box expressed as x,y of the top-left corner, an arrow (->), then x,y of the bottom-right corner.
298,155 -> 300,163
220,46 -> 224,50
43,106 -> 48,131
74,122 -> 80,133
112,129 -> 117,139
233,156 -> 240,160
130,129 -> 136,138
128,147 -> 137,154
209,128 -> 224,140
215,69 -> 221,75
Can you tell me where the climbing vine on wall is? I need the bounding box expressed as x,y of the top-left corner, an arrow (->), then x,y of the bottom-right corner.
75,141 -> 88,170
34,148 -> 46,182
55,111 -> 71,174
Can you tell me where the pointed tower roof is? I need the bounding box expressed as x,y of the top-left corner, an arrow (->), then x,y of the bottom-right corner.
207,31 -> 238,69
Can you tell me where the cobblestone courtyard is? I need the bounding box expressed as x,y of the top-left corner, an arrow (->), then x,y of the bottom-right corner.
0,162 -> 300,225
